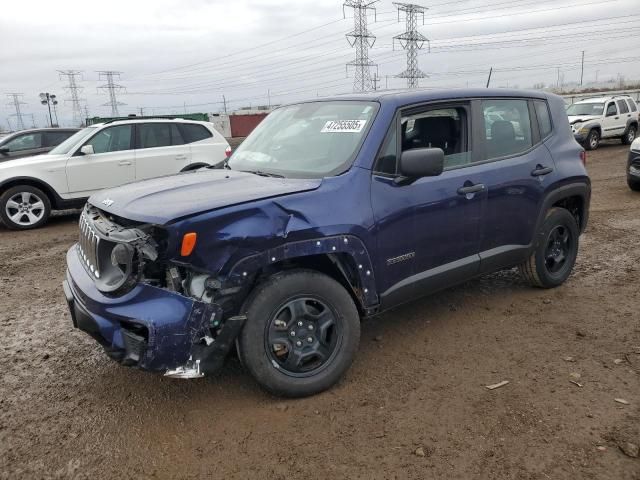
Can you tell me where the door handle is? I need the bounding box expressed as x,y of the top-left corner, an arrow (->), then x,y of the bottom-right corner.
531,165 -> 553,177
457,183 -> 485,195
175,155 -> 187,160
615,116 -> 619,120
118,160 -> 132,166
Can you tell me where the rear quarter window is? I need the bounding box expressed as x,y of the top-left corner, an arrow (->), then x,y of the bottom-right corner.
627,99 -> 637,112
533,100 -> 553,139
178,124 -> 213,144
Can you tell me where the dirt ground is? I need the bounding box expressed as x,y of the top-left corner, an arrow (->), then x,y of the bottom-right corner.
1,142 -> 639,480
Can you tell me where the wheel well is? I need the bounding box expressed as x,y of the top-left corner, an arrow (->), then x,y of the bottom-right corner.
590,125 -> 601,134
0,179 -> 58,208
256,253 -> 366,315
552,195 -> 584,230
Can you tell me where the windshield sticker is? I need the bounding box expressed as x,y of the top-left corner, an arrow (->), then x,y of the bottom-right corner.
321,120 -> 367,133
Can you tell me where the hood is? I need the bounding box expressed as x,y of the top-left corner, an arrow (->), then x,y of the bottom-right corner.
568,115 -> 599,125
0,153 -> 66,168
89,169 -> 322,224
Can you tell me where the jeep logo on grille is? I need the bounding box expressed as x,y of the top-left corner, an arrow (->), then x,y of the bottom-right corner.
102,198 -> 115,207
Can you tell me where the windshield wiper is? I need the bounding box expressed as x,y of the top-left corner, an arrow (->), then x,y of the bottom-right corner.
242,170 -> 285,178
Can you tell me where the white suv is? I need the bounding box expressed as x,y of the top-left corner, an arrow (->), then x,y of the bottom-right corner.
567,95 -> 639,150
0,119 -> 230,230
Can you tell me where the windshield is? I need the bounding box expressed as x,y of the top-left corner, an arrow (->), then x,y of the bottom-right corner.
49,127 -> 98,155
228,101 -> 378,178
566,103 -> 604,116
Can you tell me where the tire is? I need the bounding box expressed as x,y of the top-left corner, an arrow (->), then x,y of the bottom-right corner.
238,269 -> 360,397
518,207 -> 579,289
622,125 -> 637,145
0,185 -> 51,230
584,129 -> 600,151
628,175 -> 640,191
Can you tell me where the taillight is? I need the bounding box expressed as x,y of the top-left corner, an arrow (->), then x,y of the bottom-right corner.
580,150 -> 586,166
225,146 -> 232,158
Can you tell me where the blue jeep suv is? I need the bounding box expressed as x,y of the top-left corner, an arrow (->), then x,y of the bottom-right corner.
63,89 -> 590,397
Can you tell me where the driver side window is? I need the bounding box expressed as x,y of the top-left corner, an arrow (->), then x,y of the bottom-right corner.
606,103 -> 617,117
85,125 -> 132,154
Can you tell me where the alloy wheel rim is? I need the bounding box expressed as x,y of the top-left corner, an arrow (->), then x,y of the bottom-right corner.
265,297 -> 341,377
590,134 -> 598,148
5,192 -> 45,226
544,225 -> 572,274
629,129 -> 636,142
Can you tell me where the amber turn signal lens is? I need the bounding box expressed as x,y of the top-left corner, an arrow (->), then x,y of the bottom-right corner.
181,232 -> 197,257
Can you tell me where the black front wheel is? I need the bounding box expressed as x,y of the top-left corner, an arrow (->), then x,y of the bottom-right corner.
238,269 -> 360,397
519,207 -> 580,288
584,129 -> 600,151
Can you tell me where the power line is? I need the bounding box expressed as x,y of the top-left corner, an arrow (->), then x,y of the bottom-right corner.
393,2 -> 429,88
97,71 -> 126,116
6,93 -> 27,130
344,0 -> 379,92
58,70 -> 85,126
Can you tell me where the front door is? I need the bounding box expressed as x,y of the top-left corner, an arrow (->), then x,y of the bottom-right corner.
371,103 -> 486,308
66,124 -> 135,196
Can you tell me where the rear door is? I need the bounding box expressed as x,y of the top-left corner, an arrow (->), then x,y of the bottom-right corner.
181,123 -> 227,167
66,124 -> 135,196
134,123 -> 192,179
474,98 -> 555,272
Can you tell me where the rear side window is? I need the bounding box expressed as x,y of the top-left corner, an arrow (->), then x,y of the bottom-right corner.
179,124 -> 213,143
627,99 -> 638,112
533,100 -> 553,139
170,124 -> 186,145
45,131 -> 74,147
138,123 -> 171,149
4,133 -> 42,151
617,100 -> 630,114
481,99 -> 532,160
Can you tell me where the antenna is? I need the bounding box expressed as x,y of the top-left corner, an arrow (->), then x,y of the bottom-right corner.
344,0 -> 378,92
393,2 -> 429,89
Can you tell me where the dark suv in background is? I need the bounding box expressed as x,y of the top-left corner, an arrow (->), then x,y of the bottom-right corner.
0,128 -> 79,160
63,89 -> 590,397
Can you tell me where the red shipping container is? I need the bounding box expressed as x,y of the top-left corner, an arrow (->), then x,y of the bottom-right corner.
230,113 -> 269,138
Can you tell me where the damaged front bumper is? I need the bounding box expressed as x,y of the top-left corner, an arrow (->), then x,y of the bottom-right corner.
63,246 -> 244,376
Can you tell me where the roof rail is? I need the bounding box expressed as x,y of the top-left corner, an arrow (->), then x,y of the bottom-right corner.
101,116 -> 190,125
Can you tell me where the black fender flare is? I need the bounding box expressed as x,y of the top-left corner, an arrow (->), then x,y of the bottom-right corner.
531,181 -> 591,250
223,235 -> 379,310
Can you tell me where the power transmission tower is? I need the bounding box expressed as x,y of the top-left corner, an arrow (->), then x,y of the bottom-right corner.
343,0 -> 378,92
393,2 -> 430,89
58,70 -> 86,126
6,93 -> 27,130
97,71 -> 126,117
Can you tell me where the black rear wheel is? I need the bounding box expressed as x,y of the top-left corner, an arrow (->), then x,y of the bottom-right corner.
238,269 -> 360,397
519,207 -> 580,288
622,125 -> 637,145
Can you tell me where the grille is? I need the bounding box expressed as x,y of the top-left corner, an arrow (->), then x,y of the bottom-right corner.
78,212 -> 101,278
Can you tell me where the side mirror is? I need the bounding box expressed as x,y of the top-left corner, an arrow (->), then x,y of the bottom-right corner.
0,147 -> 9,155
80,145 -> 94,155
397,148 -> 444,182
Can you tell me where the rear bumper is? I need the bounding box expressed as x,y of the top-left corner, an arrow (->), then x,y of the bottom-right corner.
63,245 -> 231,372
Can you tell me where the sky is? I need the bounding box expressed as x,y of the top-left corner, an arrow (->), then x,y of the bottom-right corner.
1,0 -> 640,129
